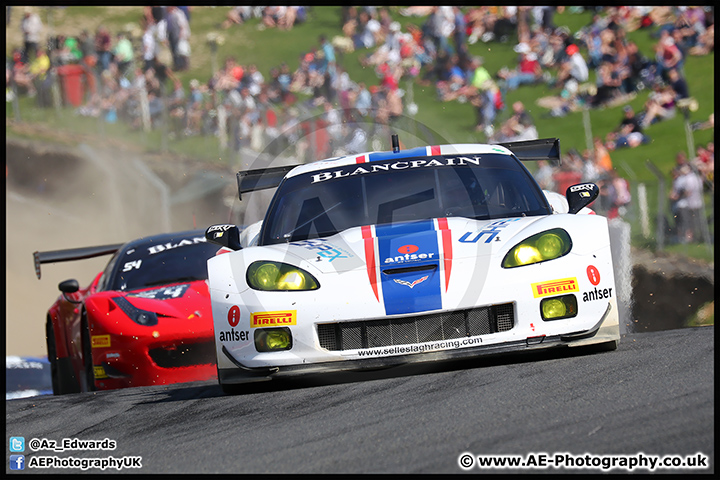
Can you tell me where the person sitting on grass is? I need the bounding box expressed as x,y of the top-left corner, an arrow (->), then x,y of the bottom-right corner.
605,105 -> 651,150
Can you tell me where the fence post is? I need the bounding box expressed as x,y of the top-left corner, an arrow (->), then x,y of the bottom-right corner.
637,183 -> 650,238
217,104 -> 228,154
582,106 -> 593,154
645,160 -> 666,251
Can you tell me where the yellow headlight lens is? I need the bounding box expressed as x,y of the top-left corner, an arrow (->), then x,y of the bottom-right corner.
254,263 -> 280,289
540,295 -> 578,321
254,327 -> 293,352
502,229 -> 571,268
542,299 -> 566,319
247,261 -> 319,291
536,233 -> 563,258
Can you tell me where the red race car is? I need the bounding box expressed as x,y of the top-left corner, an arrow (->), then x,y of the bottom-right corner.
35,230 -> 220,395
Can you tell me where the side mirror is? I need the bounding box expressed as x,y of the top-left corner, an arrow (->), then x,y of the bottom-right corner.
205,224 -> 243,251
58,279 -> 82,304
566,183 -> 599,214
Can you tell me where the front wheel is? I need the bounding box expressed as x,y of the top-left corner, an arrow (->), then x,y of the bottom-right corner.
46,319 -> 81,395
81,315 -> 97,392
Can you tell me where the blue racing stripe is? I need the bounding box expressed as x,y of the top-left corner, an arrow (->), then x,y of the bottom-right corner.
367,147 -> 428,162
375,220 -> 442,315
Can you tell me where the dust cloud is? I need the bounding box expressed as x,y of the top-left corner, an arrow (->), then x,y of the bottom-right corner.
5,140 -> 231,356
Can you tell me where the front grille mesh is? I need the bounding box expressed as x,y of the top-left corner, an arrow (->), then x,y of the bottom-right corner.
317,303 -> 514,351
149,341 -> 216,368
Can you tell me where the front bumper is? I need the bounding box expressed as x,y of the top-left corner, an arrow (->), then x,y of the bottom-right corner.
218,305 -> 618,385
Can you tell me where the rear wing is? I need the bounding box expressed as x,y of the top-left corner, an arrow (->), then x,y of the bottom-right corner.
235,138 -> 561,199
236,165 -> 297,200
497,138 -> 561,166
33,244 -> 122,279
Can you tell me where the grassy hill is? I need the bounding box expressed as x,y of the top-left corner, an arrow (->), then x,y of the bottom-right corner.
6,6 -> 714,261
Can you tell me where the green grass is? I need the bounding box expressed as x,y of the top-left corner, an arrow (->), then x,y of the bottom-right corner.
7,6 -> 714,261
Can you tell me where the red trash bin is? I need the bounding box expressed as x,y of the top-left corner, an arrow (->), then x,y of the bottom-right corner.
56,64 -> 85,107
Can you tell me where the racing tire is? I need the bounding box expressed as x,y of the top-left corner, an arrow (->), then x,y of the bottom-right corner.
46,320 -> 81,395
81,315 -> 97,392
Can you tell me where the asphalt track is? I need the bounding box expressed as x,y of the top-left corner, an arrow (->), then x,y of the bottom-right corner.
6,326 -> 714,474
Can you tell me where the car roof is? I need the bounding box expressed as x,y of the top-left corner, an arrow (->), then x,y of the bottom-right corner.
284,143 -> 515,179
119,229 -> 208,251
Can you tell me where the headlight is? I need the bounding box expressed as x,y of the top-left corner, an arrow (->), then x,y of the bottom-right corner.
247,261 -> 320,291
540,295 -> 578,320
254,327 -> 293,352
502,229 -> 572,268
112,296 -> 159,326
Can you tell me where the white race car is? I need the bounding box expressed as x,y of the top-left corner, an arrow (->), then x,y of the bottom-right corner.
205,138 -> 619,393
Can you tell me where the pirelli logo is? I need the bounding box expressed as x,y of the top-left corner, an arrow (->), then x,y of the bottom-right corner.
93,365 -> 108,379
531,277 -> 579,298
250,310 -> 297,328
91,335 -> 111,348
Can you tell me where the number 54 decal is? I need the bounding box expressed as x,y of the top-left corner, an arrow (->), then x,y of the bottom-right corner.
123,260 -> 143,272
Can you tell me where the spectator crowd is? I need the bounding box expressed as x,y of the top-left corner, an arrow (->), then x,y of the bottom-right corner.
6,6 -> 714,242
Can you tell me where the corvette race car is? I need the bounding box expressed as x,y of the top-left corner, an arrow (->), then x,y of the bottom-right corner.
204,138 -> 620,393
36,230 -> 220,395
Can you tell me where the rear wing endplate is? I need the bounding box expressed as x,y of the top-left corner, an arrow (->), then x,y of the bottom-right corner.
497,138 -> 561,166
236,165 -> 297,200
33,244 -> 123,279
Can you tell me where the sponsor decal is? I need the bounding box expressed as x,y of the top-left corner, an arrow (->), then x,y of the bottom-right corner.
292,238 -> 352,262
228,305 -> 240,327
393,275 -> 429,289
122,260 -> 142,272
582,287 -> 613,302
105,352 -> 120,359
383,251 -> 435,264
147,236 -> 207,255
250,310 -> 297,328
587,265 -> 600,286
91,335 -> 111,348
459,218 -> 521,244
218,329 -> 250,342
207,224 -> 234,233
310,156 -> 485,184
129,284 -> 189,300
570,183 -> 595,192
531,278 -> 579,298
398,244 -> 419,254
93,365 -> 108,379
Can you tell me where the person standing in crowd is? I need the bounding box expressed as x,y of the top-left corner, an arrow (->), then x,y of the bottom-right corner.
112,31 -> 134,76
141,17 -> 157,71
94,25 -> 113,74
166,6 -> 191,71
593,136 -> 613,173
21,8 -> 43,64
670,161 -> 705,243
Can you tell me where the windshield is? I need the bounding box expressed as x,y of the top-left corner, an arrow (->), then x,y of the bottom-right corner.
106,235 -> 220,292
260,154 -> 550,245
